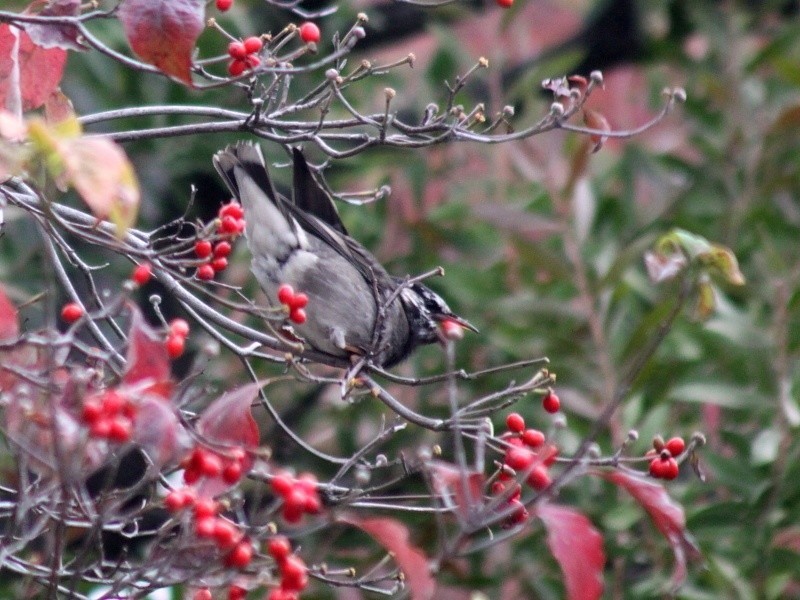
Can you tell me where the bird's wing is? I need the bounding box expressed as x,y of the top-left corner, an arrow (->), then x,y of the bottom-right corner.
291,148 -> 349,236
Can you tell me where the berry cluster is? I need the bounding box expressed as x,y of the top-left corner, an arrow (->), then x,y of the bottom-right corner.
60,302 -> 84,323
266,536 -> 309,599
131,262 -> 152,286
298,22 -> 320,44
494,412 -> 557,526
166,318 -> 190,359
165,489 -> 253,568
81,390 -> 136,442
195,201 -> 244,281
647,436 -> 685,480
182,445 -> 248,486
227,36 -> 263,77
277,284 -> 309,325
270,472 -> 321,522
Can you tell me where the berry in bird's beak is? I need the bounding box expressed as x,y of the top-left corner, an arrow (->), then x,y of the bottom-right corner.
440,318 -> 465,341
435,315 -> 477,343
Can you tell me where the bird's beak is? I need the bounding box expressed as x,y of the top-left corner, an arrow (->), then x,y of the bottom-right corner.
435,314 -> 478,343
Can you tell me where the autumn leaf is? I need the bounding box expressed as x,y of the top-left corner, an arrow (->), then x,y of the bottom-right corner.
601,470 -> 701,590
0,285 -> 19,340
0,23 -> 67,114
535,503 -> 605,600
118,0 -> 205,86
340,515 -> 436,600
26,114 -> 141,236
24,0 -> 84,52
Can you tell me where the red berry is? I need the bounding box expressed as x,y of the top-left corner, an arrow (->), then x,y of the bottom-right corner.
267,536 -> 292,562
222,461 -> 243,484
132,262 -> 152,285
228,585 -> 247,600
164,489 -> 188,513
220,215 -> 240,233
246,54 -> 261,69
214,241 -> 232,258
169,318 -> 190,338
216,0 -> 233,11
101,391 -> 125,415
194,516 -> 217,538
542,391 -> 560,414
227,59 -> 246,77
277,284 -> 294,306
89,418 -> 111,439
228,41 -> 247,60
194,589 -> 213,600
195,240 -> 213,258
243,36 -> 263,54
440,318 -> 465,340
166,334 -> 185,359
280,555 -> 308,591
296,472 -> 318,494
211,257 -> 228,272
107,418 -> 132,442
504,447 -> 534,471
649,457 -> 668,479
233,218 -> 246,234
289,308 -> 306,324
213,519 -> 241,549
197,264 -> 215,280
282,489 -> 307,523
496,0 -> 513,7
183,467 -> 201,485
526,465 -> 551,490
267,588 -> 298,600
507,499 -> 529,525
225,539 -> 253,568
289,292 -> 308,310
220,201 -> 244,220
662,456 -> 680,480
194,498 -> 218,519
303,493 -> 321,514
198,451 -> 223,478
521,429 -> 545,448
665,436 -> 686,457
505,412 -> 525,433
81,399 -> 103,424
61,302 -> 83,323
271,473 -> 294,496
298,22 -> 320,44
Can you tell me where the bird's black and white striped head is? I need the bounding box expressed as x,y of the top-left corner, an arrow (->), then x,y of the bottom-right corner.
400,282 -> 477,345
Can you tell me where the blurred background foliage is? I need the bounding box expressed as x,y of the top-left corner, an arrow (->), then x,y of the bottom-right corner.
4,0 -> 800,597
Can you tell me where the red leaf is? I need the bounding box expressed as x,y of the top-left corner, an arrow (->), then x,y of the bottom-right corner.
428,460 -> 485,521
0,24 -> 67,112
25,0 -> 84,51
193,383 -> 260,496
117,0 -> 204,85
602,470 -> 701,589
535,503 -> 605,600
340,515 -> 436,600
0,285 -> 19,340
133,395 -> 190,467
122,305 -> 172,397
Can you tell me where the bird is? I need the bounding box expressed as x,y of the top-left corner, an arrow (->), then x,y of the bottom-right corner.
212,142 -> 475,368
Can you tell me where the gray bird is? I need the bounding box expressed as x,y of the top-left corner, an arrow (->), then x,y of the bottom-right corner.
212,142 -> 475,368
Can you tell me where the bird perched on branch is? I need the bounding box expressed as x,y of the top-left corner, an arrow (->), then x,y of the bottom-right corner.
213,142 -> 475,368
